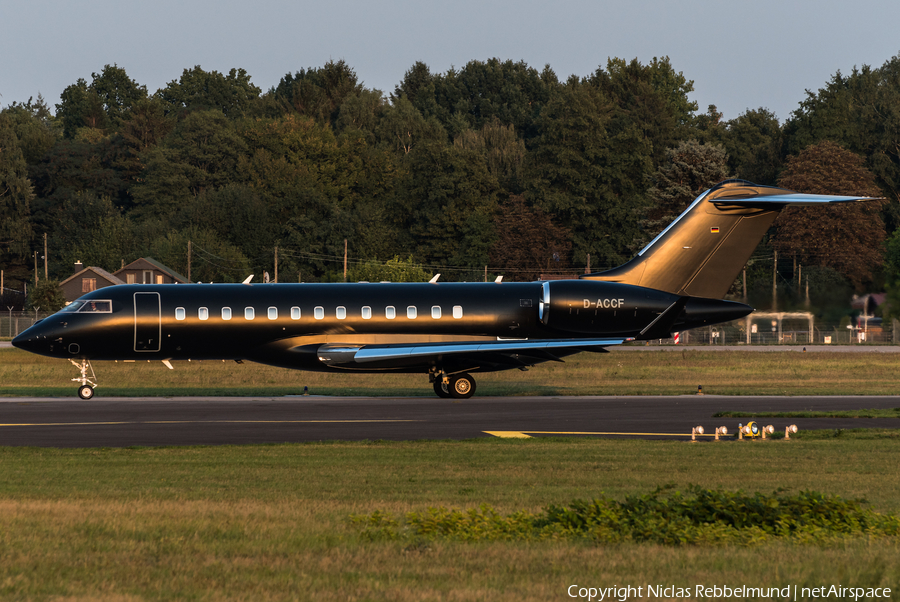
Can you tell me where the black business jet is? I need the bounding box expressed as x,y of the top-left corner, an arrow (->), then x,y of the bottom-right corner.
13,180 -> 876,399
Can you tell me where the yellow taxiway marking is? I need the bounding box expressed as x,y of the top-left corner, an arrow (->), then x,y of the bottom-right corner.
485,430 -> 720,438
483,431 -> 532,438
0,420 -> 419,427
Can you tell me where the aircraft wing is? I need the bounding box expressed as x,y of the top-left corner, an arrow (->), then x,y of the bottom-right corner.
315,338 -> 630,367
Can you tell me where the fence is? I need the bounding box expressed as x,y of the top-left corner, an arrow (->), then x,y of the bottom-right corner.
1,311 -> 54,339
651,319 -> 898,346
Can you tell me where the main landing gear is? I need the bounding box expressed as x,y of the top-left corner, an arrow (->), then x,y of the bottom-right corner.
430,371 -> 477,399
70,359 -> 97,400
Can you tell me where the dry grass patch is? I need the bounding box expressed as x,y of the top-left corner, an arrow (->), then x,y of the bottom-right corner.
6,347 -> 900,396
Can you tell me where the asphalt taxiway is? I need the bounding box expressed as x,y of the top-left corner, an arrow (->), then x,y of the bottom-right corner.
0,395 -> 898,447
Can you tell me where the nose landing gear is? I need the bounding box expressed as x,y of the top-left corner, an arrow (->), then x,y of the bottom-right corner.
70,359 -> 97,400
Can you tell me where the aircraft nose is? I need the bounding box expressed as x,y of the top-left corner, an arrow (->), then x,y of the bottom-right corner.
12,319 -> 64,357
12,330 -> 38,352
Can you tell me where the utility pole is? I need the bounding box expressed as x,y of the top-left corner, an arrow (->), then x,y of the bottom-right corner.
44,233 -> 48,280
585,254 -> 591,274
274,246 -> 279,283
772,249 -> 777,312
187,240 -> 192,283
34,251 -> 38,286
742,268 -> 747,304
343,239 -> 348,282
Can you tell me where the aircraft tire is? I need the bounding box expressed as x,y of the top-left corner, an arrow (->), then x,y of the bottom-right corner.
433,380 -> 452,398
77,385 -> 95,400
449,373 -> 476,399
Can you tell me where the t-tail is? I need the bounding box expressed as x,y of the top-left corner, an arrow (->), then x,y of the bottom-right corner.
582,179 -> 880,299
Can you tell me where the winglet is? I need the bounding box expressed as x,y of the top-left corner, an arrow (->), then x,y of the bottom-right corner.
494,276 -> 503,283
242,275 -> 254,285
429,274 -> 441,283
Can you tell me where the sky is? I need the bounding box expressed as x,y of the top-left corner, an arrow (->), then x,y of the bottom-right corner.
2,0 -> 899,123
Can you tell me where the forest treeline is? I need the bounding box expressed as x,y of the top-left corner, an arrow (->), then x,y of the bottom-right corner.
3,55 -> 900,316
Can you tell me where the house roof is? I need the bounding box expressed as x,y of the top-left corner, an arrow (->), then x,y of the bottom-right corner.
115,257 -> 188,283
60,267 -> 126,287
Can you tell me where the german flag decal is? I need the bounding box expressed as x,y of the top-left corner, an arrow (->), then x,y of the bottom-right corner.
710,227 -> 720,233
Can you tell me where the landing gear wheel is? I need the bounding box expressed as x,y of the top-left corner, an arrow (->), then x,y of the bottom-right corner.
449,373 -> 476,399
77,385 -> 94,400
433,379 -> 452,398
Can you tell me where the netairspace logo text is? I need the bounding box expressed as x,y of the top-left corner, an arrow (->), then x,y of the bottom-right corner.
567,584 -> 892,601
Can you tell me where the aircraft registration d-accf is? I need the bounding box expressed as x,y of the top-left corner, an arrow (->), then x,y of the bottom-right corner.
13,180 -> 876,399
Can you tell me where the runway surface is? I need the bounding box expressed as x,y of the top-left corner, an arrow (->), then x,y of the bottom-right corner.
1,395 -> 898,447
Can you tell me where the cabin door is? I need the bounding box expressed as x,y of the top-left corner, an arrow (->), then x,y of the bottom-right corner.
134,292 -> 161,352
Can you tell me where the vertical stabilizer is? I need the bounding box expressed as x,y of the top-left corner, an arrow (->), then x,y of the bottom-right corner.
581,180 -> 879,299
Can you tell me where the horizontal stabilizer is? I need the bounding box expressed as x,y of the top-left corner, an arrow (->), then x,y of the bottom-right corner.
711,192 -> 882,206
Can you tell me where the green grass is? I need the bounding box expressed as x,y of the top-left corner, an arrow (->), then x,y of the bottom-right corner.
716,408 -> 900,419
6,347 -> 900,396
1,438 -> 899,600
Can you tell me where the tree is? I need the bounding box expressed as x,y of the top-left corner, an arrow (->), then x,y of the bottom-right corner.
394,142 -> 500,268
25,279 -> 65,312
347,256 -> 432,282
589,57 -> 698,167
130,110 -> 247,217
771,140 -> 885,289
375,97 -> 446,156
453,118 -> 526,194
56,66 -> 147,138
0,114 -> 35,261
273,60 -> 362,124
525,79 -> 652,268
638,139 -> 729,250
723,108 -> 783,186
489,195 -> 572,281
1,95 -> 59,165
784,55 -> 900,228
157,66 -> 261,117
49,193 -> 133,274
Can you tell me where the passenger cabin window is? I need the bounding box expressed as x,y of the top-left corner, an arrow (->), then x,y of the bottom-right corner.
268,307 -> 278,320
336,306 -> 346,319
222,307 -> 232,320
199,307 -> 209,320
431,306 -> 441,319
175,307 -> 186,321
385,306 -> 395,319
314,306 -> 324,320
453,305 -> 463,319
291,307 -> 301,320
407,306 -> 417,319
361,306 -> 372,319
245,307 -> 255,320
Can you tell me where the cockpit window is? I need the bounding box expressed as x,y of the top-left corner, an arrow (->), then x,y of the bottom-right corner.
62,301 -> 86,313
77,300 -> 113,313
